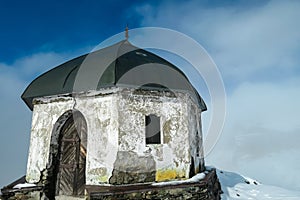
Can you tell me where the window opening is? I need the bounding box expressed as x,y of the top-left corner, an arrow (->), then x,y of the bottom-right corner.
145,114 -> 161,144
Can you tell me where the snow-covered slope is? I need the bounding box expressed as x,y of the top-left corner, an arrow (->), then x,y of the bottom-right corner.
217,169 -> 300,200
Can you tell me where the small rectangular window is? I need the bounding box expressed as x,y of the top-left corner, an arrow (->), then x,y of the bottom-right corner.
145,114 -> 161,144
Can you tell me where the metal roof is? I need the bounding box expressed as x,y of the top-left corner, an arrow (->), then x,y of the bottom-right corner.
22,40 -> 207,111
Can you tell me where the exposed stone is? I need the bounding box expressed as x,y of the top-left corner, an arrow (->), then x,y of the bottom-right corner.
1,189 -> 43,200
88,169 -> 221,200
109,151 -> 156,184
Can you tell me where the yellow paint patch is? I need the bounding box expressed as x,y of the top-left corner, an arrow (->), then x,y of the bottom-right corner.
98,175 -> 108,183
155,169 -> 178,182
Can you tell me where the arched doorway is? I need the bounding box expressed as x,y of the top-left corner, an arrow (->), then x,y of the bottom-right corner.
55,111 -> 87,196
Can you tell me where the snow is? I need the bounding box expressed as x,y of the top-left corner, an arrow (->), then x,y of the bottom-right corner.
217,168 -> 300,200
13,183 -> 36,189
152,173 -> 205,186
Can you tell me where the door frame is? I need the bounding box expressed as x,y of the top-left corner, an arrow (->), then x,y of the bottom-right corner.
47,110 -> 87,198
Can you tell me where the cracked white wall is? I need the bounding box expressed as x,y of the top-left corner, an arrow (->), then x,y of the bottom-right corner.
117,89 -> 202,182
77,95 -> 119,185
188,101 -> 205,174
26,93 -> 119,184
26,97 -> 75,183
25,87 -> 204,185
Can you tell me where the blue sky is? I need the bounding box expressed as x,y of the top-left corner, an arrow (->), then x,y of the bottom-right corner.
1,0 -> 300,191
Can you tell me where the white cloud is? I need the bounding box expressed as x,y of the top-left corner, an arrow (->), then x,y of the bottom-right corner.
0,52 -> 72,82
206,80 -> 300,190
135,0 -> 300,80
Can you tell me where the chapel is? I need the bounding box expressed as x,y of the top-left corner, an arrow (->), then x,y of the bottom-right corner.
1,33 -> 221,200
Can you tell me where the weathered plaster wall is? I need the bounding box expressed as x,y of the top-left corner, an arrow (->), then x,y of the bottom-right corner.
75,94 -> 119,185
109,88 -> 203,184
188,101 -> 205,175
26,97 -> 75,183
26,87 -> 204,186
26,90 -> 119,185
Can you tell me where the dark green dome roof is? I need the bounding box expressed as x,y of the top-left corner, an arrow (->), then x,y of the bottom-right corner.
22,40 -> 206,111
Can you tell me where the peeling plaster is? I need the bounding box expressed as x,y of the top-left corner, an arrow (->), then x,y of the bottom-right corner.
25,87 -> 204,186
26,97 -> 74,183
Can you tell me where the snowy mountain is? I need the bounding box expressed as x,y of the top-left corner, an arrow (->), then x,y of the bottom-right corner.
217,168 -> 300,200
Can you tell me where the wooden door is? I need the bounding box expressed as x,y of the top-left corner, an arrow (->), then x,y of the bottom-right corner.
56,113 -> 87,196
